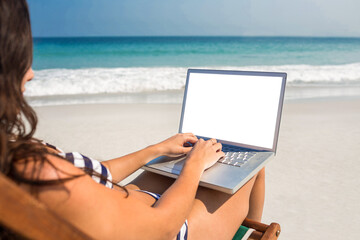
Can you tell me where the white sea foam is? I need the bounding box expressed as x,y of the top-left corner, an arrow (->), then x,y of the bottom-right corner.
25,63 -> 360,97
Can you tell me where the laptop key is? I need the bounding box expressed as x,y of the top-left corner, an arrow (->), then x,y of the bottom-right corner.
234,162 -> 243,167
217,151 -> 257,167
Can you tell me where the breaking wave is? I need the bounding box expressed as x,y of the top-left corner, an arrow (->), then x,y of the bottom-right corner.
25,63 -> 360,97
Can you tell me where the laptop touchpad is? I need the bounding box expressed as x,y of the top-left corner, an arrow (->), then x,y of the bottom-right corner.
164,159 -> 186,173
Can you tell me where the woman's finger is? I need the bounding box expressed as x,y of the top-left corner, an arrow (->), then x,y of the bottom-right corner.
212,142 -> 222,152
207,138 -> 217,145
183,135 -> 198,144
217,150 -> 225,158
181,146 -> 193,154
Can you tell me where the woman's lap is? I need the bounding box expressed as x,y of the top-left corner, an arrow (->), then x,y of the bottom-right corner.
128,170 -> 260,240
187,176 -> 257,240
128,170 -> 175,194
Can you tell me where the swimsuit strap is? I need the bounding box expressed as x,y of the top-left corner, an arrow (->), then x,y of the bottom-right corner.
135,189 -> 161,200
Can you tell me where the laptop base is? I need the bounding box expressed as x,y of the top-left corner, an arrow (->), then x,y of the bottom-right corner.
142,152 -> 273,194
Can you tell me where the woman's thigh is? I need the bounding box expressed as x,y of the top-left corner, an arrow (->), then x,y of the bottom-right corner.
187,176 -> 257,240
128,171 -> 175,194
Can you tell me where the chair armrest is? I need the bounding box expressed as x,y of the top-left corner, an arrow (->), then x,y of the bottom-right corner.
0,173 -> 92,240
242,218 -> 281,240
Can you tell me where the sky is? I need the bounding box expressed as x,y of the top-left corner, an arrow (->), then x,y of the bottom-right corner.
28,0 -> 360,37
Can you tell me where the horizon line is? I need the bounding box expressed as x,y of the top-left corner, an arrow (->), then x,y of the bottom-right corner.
32,35 -> 360,39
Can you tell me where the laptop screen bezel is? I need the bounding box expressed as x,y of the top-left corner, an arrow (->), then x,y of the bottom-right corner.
178,68 -> 287,153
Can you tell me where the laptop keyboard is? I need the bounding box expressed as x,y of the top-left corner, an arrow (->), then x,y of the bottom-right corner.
218,145 -> 257,167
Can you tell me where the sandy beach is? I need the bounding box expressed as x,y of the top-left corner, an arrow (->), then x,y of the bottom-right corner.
33,97 -> 360,240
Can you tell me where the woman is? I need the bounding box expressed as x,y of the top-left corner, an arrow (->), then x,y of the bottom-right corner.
0,0 -> 265,239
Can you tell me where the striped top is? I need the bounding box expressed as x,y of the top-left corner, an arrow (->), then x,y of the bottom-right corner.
44,142 -> 113,189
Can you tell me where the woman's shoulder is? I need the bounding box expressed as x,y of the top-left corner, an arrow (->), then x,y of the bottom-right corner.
15,152 -> 85,187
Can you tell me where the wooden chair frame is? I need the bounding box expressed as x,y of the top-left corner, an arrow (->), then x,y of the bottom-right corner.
0,172 -> 280,239
242,218 -> 281,240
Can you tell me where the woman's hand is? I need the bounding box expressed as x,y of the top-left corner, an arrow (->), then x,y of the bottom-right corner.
155,133 -> 199,157
186,138 -> 225,171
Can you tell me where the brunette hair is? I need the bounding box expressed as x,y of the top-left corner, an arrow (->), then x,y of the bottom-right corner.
0,1 -> 130,237
0,0 -> 42,179
0,0 -> 127,191
0,0 -> 80,188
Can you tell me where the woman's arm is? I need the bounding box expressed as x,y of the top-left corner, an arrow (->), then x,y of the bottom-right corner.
152,138 -> 225,237
101,133 -> 198,183
101,144 -> 161,183
37,138 -> 224,239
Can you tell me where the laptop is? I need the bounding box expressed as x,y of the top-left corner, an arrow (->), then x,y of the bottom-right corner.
142,69 -> 286,194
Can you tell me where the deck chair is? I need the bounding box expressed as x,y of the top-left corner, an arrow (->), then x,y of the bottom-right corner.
0,172 -> 281,240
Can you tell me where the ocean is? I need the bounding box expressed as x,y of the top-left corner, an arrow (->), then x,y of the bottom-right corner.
26,37 -> 360,106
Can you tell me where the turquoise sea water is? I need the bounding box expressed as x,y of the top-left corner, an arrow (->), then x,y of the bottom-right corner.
27,37 -> 360,105
33,36 -> 360,69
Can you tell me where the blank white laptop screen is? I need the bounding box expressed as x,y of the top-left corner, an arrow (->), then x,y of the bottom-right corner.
181,72 -> 283,150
